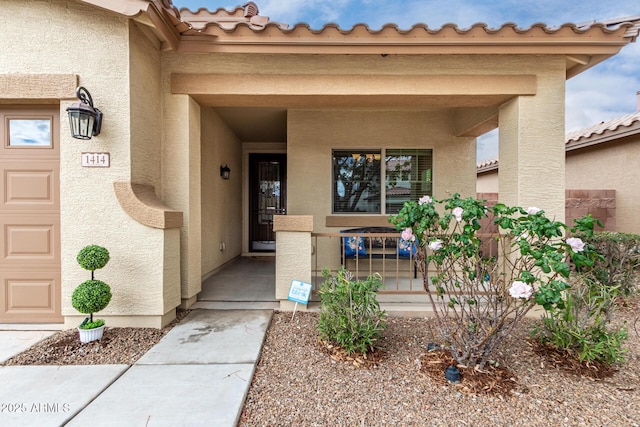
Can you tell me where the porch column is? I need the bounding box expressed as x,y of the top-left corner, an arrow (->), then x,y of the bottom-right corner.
162,94 -> 202,308
498,75 -> 565,222
273,215 -> 313,311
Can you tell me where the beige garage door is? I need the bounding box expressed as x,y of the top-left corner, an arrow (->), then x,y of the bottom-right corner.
0,106 -> 61,323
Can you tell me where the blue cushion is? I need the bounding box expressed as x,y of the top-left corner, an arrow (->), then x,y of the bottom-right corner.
398,238 -> 417,258
343,235 -> 367,257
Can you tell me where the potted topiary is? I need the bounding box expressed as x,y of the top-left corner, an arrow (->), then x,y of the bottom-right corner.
72,245 -> 112,343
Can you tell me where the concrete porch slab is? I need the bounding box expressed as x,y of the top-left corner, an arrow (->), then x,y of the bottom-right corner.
0,365 -> 128,427
65,364 -> 255,427
136,309 -> 272,365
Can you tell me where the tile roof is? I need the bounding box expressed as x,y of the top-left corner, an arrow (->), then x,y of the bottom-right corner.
477,110 -> 640,169
171,3 -> 640,44
177,1 -> 289,31
566,111 -> 640,145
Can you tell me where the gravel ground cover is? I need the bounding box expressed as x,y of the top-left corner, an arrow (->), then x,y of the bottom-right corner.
2,300 -> 638,427
1,310 -> 190,366
239,299 -> 639,427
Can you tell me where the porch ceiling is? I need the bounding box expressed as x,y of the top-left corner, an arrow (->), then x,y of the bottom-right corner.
214,107 -> 287,142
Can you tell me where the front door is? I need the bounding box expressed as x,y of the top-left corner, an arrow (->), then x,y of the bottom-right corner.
0,107 -> 62,323
249,154 -> 286,252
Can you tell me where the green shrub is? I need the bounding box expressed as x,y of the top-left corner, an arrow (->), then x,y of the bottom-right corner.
79,319 -> 105,330
390,195 -> 603,369
574,231 -> 640,296
532,277 -> 628,365
77,245 -> 110,272
72,279 -> 111,322
317,268 -> 387,355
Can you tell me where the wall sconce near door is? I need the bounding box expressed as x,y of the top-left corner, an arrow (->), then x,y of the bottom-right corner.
220,165 -> 231,180
66,86 -> 103,140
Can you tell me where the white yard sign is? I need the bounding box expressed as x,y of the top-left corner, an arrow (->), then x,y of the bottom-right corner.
287,280 -> 313,319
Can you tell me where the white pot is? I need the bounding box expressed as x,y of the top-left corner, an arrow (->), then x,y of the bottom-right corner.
77,325 -> 105,343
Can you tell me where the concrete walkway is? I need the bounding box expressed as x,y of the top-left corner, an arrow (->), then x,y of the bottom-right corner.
0,309 -> 272,427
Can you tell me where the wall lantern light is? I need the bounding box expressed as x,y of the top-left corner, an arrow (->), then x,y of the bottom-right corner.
220,165 -> 231,180
66,86 -> 103,140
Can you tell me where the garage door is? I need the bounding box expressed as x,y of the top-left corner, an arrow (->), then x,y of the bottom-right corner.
0,107 -> 61,323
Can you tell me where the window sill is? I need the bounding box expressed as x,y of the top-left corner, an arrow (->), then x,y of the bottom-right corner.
325,215 -> 392,228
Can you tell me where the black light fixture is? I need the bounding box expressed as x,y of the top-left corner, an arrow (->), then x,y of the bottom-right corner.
66,86 -> 103,140
220,165 -> 231,180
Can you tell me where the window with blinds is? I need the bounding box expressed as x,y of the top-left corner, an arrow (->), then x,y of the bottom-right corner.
385,149 -> 433,214
332,149 -> 432,214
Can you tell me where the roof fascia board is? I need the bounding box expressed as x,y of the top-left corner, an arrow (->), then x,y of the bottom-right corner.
79,0 -> 150,16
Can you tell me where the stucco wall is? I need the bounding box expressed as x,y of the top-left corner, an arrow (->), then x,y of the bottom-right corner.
566,137 -> 640,234
287,109 -> 476,269
0,0 -> 180,326
201,108 -> 243,275
498,60 -> 566,223
129,21 -> 162,187
476,171 -> 499,193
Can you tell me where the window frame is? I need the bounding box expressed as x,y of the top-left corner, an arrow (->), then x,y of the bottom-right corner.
331,148 -> 433,215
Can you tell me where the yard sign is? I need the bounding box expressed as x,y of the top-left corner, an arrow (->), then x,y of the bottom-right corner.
287,280 -> 312,319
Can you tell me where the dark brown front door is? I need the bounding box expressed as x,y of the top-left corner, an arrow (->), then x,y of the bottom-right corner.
249,154 -> 286,252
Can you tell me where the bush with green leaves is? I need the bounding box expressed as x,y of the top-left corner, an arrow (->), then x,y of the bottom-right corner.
531,276 -> 628,365
390,194 -> 603,369
73,245 -> 111,327
574,231 -> 640,297
72,279 -> 111,324
318,268 -> 387,355
78,318 -> 106,330
77,245 -> 110,278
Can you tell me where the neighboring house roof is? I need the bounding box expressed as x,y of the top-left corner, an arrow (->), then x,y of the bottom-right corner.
566,111 -> 640,150
386,186 -> 411,196
476,157 -> 500,173
477,110 -> 640,171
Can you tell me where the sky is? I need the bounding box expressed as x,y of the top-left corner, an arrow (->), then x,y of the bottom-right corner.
172,0 -> 640,162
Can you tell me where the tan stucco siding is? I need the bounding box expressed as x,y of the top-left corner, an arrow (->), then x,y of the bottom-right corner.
129,21 -> 162,187
476,171 -> 499,193
201,108 -> 243,275
0,1 -> 180,326
163,52 -> 559,78
162,94 -> 202,301
287,109 -> 476,268
566,137 -> 640,234
498,58 -> 566,222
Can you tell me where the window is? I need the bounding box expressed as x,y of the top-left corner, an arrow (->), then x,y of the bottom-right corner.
332,149 -> 432,214
7,118 -> 52,147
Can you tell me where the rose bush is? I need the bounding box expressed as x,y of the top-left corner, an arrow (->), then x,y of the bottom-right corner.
390,194 -> 602,369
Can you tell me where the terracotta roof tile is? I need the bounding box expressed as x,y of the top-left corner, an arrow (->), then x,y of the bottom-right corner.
477,110 -> 640,169
566,111 -> 640,143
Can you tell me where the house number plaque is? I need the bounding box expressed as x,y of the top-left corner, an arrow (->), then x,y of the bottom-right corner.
81,152 -> 110,168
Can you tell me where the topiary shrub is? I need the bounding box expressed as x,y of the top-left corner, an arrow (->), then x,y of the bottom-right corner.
72,280 -> 112,321
77,245 -> 110,276
72,245 -> 111,329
